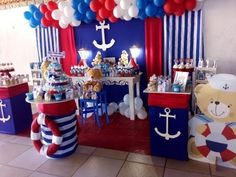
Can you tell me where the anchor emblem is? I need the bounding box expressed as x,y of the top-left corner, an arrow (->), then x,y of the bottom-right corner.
93,20 -> 115,51
154,108 -> 181,140
0,99 -> 11,123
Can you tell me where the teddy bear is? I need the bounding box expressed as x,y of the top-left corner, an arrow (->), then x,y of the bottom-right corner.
91,51 -> 103,67
147,74 -> 158,92
188,74 -> 236,169
40,60 -> 51,80
82,68 -> 103,99
118,50 -> 129,67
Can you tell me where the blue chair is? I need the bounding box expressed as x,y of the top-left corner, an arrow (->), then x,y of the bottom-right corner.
79,90 -> 109,128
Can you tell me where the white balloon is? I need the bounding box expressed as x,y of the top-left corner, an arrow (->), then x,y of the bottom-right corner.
108,105 -> 114,116
59,20 -> 68,29
51,10 -> 62,20
193,1 -> 204,11
128,5 -> 139,18
109,102 -> 118,112
123,94 -> 129,105
114,0 -> 121,3
120,0 -> 131,10
135,97 -> 143,110
124,14 -> 132,21
113,6 -> 125,18
119,105 -> 128,115
64,6 -> 75,17
61,15 -> 70,25
70,19 -> 81,27
124,108 -> 130,118
58,1 -> 67,11
119,102 -> 126,109
137,109 -> 147,120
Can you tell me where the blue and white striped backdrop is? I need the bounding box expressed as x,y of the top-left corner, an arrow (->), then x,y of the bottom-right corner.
35,26 -> 60,62
163,10 -> 204,76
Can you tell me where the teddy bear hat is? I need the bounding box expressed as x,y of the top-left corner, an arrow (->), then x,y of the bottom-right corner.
208,74 -> 236,92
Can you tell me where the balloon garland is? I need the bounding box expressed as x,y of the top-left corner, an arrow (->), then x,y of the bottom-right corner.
23,0 -> 205,29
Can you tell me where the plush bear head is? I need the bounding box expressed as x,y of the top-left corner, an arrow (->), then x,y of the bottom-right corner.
195,74 -> 236,123
86,68 -> 103,80
83,68 -> 103,93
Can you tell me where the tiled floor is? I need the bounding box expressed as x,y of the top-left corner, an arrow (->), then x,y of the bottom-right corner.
0,134 -> 236,177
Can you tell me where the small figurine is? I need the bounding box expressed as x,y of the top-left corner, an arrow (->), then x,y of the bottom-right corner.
118,50 -> 129,67
173,59 -> 179,69
92,51 -> 103,67
178,58 -> 185,69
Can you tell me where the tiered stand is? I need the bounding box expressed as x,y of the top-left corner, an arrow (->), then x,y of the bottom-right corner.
26,99 -> 78,158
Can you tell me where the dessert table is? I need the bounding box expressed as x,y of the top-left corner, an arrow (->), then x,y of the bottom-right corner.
71,73 -> 142,120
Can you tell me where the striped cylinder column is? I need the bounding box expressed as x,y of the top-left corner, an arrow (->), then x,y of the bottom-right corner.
36,100 -> 78,158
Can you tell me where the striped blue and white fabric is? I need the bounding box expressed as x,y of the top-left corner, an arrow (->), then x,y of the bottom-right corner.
35,26 -> 60,62
163,10 -> 204,76
41,111 -> 78,158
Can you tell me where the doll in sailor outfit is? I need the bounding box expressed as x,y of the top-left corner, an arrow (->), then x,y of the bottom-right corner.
188,74 -> 236,169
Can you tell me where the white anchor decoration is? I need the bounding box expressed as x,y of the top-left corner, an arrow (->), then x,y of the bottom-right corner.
154,108 -> 181,140
93,20 -> 115,51
0,99 -> 11,123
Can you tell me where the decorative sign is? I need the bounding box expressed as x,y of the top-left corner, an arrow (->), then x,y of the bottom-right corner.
0,99 -> 11,123
93,21 -> 115,51
47,51 -> 65,59
154,108 -> 181,140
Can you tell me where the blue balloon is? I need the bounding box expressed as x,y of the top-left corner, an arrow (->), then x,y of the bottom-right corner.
86,10 -> 96,20
78,2 -> 88,14
33,11 -> 43,21
29,4 -> 38,12
145,3 -> 158,17
74,12 -> 86,20
29,23 -> 37,28
156,7 -> 165,17
84,0 -> 91,5
153,0 -> 165,7
83,19 -> 92,24
24,11 -> 32,20
138,9 -> 147,20
30,18 -> 39,27
136,0 -> 148,9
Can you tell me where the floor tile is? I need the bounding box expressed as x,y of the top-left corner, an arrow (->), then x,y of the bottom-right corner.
166,159 -> 210,174
117,161 -> 164,177
210,164 -> 236,177
72,156 -> 124,177
29,171 -> 60,177
93,148 -> 128,160
127,153 -> 166,167
164,168 -> 211,177
0,134 -> 12,141
8,147 -> 48,170
0,164 -> 33,177
37,153 -> 89,177
0,142 -> 31,164
76,145 -> 96,155
7,136 -> 33,146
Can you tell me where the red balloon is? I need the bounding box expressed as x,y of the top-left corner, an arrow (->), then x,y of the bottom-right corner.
96,15 -> 103,22
90,0 -> 102,12
52,21 -> 59,28
174,4 -> 185,16
45,11 -> 52,21
41,17 -> 51,27
185,0 -> 197,10
98,7 -> 110,19
40,4 -> 48,14
105,0 -> 115,11
109,14 -> 118,23
163,2 -> 176,14
99,0 -> 105,3
47,1 -> 58,11
174,0 -> 184,4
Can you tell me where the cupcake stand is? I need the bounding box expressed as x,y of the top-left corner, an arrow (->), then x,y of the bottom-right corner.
26,98 -> 78,158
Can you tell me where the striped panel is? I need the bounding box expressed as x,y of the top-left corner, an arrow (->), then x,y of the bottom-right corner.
40,111 -> 78,158
35,26 -> 60,62
163,10 -> 204,76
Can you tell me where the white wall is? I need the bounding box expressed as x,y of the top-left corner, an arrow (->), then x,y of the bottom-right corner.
0,7 -> 38,80
203,0 -> 236,74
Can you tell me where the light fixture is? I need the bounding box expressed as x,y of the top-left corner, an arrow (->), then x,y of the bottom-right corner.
129,45 -> 140,63
78,48 -> 89,66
